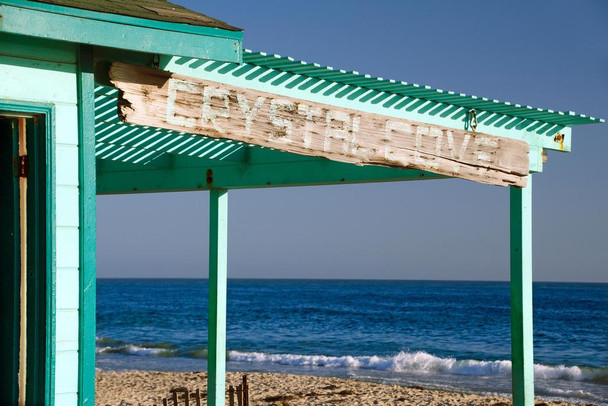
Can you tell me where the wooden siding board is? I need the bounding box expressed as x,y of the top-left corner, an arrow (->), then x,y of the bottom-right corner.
55,104 -> 80,145
55,269 -> 79,310
55,339 -> 78,353
55,145 -> 79,186
54,351 -> 79,393
0,55 -> 77,104
55,186 -> 79,227
55,393 -> 78,404
55,228 -> 79,269
55,310 -> 79,342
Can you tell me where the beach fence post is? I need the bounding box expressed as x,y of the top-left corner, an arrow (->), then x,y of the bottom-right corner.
242,374 -> 249,406
510,177 -> 534,406
228,386 -> 235,406
208,188 -> 229,406
236,385 -> 243,406
195,388 -> 202,406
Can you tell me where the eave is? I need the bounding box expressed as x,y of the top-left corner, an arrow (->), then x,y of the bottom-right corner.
0,0 -> 242,62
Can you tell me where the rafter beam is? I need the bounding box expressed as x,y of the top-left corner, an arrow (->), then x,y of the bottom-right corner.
96,156 -> 446,194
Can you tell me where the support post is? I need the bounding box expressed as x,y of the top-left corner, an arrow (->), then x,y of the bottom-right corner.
510,176 -> 534,406
208,189 -> 228,406
78,43 -> 97,406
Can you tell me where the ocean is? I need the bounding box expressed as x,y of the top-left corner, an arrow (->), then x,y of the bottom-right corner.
96,279 -> 607,404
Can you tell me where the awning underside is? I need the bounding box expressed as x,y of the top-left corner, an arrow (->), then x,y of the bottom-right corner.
95,86 -> 245,166
96,47 -> 602,193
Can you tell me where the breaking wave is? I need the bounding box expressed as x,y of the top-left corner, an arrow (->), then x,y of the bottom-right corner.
227,350 -> 607,384
96,337 -> 177,357
95,337 -> 606,384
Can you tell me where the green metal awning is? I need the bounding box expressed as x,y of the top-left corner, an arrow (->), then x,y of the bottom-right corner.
96,47 -> 603,193
243,50 -> 603,127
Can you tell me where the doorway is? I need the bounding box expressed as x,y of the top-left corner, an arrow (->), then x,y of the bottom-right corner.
0,114 -> 49,405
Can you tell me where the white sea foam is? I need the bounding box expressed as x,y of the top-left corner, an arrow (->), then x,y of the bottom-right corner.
123,345 -> 168,356
97,344 -> 173,356
227,350 -> 606,383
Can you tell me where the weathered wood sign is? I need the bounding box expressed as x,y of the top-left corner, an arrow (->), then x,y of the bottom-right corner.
110,62 -> 529,187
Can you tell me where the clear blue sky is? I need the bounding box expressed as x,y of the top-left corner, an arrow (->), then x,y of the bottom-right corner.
97,0 -> 607,282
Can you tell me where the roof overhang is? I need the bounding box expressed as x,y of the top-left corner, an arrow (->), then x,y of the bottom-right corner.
0,0 -> 242,62
243,50 -> 603,128
92,51 -> 602,194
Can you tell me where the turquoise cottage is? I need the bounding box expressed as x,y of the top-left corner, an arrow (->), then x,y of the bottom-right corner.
0,1 -> 602,405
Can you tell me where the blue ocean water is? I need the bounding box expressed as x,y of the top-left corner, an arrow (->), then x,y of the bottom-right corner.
96,279 -> 607,404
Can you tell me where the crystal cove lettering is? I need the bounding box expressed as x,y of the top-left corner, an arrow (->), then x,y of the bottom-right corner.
110,62 -> 530,187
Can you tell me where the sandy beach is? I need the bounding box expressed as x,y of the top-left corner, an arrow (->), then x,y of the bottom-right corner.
95,371 -> 594,406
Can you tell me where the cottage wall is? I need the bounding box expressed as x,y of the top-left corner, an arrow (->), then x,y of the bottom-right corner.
0,32 -> 81,405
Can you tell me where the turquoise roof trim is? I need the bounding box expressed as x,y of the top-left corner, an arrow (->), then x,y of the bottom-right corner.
243,50 -> 603,127
0,1 -> 242,62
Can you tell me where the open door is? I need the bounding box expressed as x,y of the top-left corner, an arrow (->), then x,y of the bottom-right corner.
0,115 -> 48,405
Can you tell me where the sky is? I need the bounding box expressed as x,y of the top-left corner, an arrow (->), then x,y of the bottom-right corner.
96,0 -> 608,282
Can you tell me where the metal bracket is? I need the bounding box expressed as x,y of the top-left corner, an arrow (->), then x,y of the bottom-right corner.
14,155 -> 27,178
206,169 -> 213,187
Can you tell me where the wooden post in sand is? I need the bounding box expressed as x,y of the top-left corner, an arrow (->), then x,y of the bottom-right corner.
236,385 -> 243,406
510,177 -> 534,406
194,388 -> 202,406
228,386 -> 235,406
242,375 -> 249,406
208,188 -> 229,406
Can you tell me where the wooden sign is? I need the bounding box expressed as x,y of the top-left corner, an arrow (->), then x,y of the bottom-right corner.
110,62 -> 529,187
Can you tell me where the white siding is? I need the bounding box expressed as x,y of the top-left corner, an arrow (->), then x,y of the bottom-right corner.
0,34 -> 81,405
55,186 -> 80,228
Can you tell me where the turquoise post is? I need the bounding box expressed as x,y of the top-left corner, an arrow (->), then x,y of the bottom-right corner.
208,189 -> 228,406
510,176 -> 534,406
78,43 -> 97,406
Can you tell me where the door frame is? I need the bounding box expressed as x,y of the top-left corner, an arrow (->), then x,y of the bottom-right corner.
0,100 -> 55,405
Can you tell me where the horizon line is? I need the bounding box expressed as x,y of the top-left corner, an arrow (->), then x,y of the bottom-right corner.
95,277 -> 607,284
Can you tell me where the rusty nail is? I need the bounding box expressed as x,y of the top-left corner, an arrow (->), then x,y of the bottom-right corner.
206,169 -> 213,186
